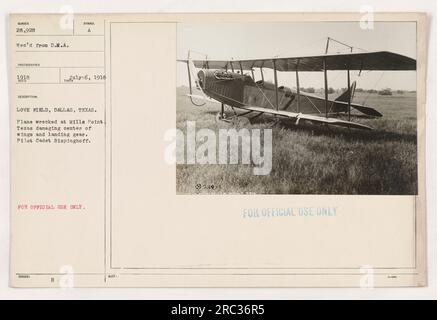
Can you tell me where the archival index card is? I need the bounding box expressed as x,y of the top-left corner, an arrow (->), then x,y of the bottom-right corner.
9,13 -> 427,287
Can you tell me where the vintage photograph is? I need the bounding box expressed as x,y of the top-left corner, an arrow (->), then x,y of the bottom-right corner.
176,22 -> 418,195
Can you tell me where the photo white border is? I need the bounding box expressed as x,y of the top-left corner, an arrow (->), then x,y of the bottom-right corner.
1,0 -> 436,300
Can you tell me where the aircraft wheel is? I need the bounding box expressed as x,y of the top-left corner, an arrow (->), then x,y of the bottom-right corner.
233,117 -> 251,127
215,111 -> 227,123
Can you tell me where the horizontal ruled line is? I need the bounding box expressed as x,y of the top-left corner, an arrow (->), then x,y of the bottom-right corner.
15,272 -> 420,276
15,34 -> 104,37
15,82 -> 105,85
15,50 -> 104,53
16,66 -> 104,68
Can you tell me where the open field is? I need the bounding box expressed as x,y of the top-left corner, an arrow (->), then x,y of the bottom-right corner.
176,87 -> 417,195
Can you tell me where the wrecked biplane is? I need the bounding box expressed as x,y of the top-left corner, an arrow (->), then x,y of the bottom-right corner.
178,38 -> 416,130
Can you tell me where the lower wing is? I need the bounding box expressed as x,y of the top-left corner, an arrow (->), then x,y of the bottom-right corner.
185,94 -> 373,130
242,106 -> 373,130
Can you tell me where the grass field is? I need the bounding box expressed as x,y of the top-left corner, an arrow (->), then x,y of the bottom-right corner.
176,86 -> 417,195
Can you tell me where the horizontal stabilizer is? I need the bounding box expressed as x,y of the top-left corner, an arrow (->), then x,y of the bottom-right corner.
296,89 -> 383,117
351,104 -> 383,117
331,100 -> 383,117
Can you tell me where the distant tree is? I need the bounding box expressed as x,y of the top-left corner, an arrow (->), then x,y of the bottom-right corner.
378,88 -> 392,96
367,89 -> 377,94
396,90 -> 405,94
355,88 -> 364,92
328,87 -> 335,94
302,87 -> 315,93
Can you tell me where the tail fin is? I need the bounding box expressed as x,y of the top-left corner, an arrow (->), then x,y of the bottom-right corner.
332,81 -> 383,117
335,81 -> 356,103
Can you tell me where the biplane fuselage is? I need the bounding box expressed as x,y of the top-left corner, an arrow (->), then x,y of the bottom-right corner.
197,69 -> 352,116
198,70 -> 294,111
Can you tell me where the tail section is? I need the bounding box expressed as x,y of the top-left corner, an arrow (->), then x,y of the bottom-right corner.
332,81 -> 383,117
349,104 -> 383,117
335,81 -> 356,103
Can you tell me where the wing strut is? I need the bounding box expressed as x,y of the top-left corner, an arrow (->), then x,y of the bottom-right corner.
186,61 -> 192,95
325,37 -> 330,54
295,59 -> 301,113
323,38 -> 329,118
260,60 -> 265,82
339,41 -> 353,123
273,59 -> 279,111
347,66 -> 351,122
323,57 -> 328,118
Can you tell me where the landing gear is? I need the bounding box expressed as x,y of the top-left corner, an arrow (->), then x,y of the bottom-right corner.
267,116 -> 281,127
215,103 -> 230,123
215,104 -> 250,126
215,111 -> 228,122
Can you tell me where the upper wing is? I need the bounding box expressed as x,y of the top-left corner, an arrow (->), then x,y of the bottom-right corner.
186,51 -> 416,72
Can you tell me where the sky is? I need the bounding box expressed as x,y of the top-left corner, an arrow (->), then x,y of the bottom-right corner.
177,22 -> 417,91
